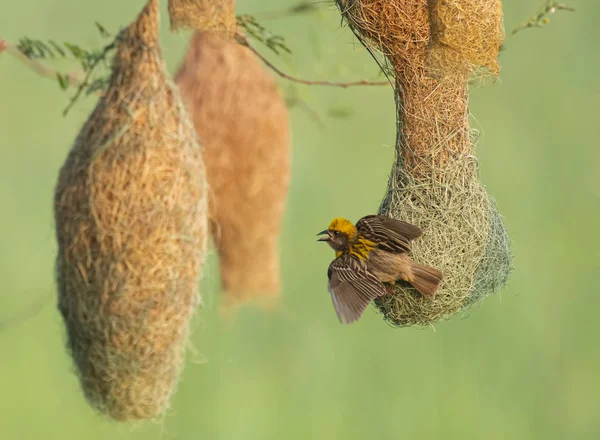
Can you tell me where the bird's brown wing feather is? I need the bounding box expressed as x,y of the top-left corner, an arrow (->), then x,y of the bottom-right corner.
356,215 -> 422,254
327,254 -> 387,324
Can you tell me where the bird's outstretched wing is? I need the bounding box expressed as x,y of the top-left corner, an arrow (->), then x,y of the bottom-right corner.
356,215 -> 422,254
327,254 -> 387,324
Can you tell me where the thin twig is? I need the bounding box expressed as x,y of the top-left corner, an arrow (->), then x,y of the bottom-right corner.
2,40 -> 87,87
0,292 -> 52,333
512,1 -> 575,35
3,37 -> 116,114
285,86 -> 326,129
4,29 -> 388,115
236,33 -> 389,88
61,39 -> 117,116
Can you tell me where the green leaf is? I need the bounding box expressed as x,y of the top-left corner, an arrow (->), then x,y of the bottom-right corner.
95,22 -> 111,38
328,107 -> 354,119
48,40 -> 67,57
86,77 -> 110,96
34,41 -> 53,58
16,38 -> 35,58
56,72 -> 70,91
63,42 -> 86,59
290,2 -> 320,14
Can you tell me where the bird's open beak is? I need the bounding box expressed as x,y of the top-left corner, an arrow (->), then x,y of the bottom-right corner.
317,230 -> 331,242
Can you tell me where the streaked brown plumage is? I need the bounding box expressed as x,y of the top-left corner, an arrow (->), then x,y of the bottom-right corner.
318,215 -> 443,324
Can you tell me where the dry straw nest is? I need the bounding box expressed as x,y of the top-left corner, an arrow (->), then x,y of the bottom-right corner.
175,31 -> 291,308
335,0 -> 512,327
168,0 -> 237,37
54,0 -> 207,420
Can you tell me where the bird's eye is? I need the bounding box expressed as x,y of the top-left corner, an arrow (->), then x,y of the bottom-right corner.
333,230 -> 339,235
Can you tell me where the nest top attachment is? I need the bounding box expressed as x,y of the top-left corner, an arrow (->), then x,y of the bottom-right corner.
168,0 -> 237,37
337,0 -> 503,80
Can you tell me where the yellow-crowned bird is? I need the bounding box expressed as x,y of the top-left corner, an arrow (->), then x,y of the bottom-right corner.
317,215 -> 443,324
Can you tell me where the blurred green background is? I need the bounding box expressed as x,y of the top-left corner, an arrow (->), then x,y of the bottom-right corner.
1,0 -> 598,438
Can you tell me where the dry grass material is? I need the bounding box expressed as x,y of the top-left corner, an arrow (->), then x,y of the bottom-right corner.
375,150 -> 511,327
427,0 -> 504,79
53,0 -> 207,420
336,0 -> 511,326
168,0 -> 237,37
175,31 -> 290,309
338,0 -> 471,168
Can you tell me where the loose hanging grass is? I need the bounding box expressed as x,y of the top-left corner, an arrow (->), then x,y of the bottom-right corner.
175,28 -> 291,310
54,0 -> 207,420
335,0 -> 512,327
427,0 -> 504,79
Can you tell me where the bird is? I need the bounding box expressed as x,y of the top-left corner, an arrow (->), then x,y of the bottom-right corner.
317,215 -> 443,324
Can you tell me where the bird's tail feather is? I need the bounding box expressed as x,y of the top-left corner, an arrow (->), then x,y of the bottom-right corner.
410,262 -> 443,296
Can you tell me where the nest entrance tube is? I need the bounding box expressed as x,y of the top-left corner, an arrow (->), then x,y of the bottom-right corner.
53,0 -> 207,420
337,0 -> 511,327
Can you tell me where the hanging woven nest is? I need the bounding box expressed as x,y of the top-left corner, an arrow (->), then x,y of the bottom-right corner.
335,0 -> 512,327
54,0 -> 207,420
175,13 -> 291,310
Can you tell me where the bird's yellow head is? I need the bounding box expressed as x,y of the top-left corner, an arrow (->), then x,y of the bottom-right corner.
317,217 -> 357,252
327,217 -> 358,238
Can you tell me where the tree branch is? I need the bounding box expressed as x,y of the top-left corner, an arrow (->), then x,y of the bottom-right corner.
235,33 -> 389,88
2,30 -> 389,111
0,293 -> 52,333
512,1 -> 575,35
